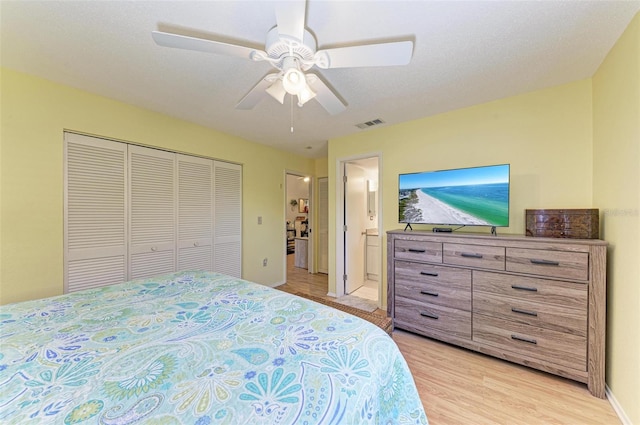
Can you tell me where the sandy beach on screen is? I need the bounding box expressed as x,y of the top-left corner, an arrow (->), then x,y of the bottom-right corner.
414,189 -> 489,225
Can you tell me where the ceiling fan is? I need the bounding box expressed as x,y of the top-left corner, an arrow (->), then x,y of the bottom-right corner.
151,0 -> 413,115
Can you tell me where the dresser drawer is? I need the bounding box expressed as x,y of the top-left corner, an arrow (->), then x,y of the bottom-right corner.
506,248 -> 588,280
395,261 -> 471,310
473,315 -> 586,371
444,243 -> 505,270
473,292 -> 586,337
473,271 -> 587,310
394,239 -> 442,263
395,297 -> 471,339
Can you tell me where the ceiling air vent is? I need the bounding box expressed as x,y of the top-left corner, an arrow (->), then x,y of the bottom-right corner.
356,118 -> 385,129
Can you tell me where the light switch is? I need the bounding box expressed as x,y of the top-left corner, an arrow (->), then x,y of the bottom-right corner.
258,216 -> 262,225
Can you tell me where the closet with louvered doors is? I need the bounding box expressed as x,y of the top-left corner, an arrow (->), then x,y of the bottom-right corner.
64,132 -> 242,293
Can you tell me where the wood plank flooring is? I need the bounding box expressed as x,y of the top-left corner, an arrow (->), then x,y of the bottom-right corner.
278,255 -> 620,425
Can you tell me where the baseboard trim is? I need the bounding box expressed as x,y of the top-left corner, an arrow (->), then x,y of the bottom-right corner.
326,291 -> 337,297
268,280 -> 286,288
606,384 -> 631,425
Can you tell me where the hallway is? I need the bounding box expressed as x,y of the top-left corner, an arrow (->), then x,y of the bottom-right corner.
279,254 -> 331,298
279,253 -> 381,309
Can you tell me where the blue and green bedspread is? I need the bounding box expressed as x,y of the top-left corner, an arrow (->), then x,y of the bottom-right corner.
0,271 -> 427,424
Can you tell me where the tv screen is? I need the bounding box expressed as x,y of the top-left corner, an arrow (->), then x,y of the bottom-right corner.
399,164 -> 510,227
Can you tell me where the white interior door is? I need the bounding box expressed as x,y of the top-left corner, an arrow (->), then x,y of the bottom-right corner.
344,163 -> 367,294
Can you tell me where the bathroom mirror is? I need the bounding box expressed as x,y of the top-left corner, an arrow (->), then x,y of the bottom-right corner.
298,198 -> 309,213
367,180 -> 377,217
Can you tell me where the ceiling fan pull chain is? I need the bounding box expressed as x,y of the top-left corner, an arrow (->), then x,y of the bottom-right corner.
290,95 -> 294,133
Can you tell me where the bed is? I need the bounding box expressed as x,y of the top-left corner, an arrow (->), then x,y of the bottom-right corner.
0,271 -> 427,424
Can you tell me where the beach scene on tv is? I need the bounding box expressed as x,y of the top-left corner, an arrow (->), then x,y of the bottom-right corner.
399,164 -> 510,227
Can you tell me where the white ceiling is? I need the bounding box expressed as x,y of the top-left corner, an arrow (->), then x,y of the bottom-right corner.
2,1 -> 638,159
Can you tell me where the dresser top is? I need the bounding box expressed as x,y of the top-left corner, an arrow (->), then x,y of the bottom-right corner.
387,229 -> 607,247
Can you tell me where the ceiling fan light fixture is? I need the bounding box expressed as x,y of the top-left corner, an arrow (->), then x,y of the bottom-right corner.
297,84 -> 316,106
266,79 -> 287,104
282,67 -> 306,95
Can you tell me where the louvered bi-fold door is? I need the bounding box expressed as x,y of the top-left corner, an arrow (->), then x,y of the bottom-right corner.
317,177 -> 329,274
64,133 -> 127,292
213,161 -> 242,277
177,154 -> 213,271
128,146 -> 176,280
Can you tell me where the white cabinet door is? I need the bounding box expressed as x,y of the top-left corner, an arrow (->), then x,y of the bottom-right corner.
128,145 -> 176,280
366,235 -> 380,280
64,133 -> 127,292
213,161 -> 242,277
177,154 -> 213,271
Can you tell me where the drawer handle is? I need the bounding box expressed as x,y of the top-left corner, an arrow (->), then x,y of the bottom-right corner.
511,285 -> 538,292
511,307 -> 538,317
408,248 -> 426,253
419,271 -> 439,277
460,252 -> 483,259
511,334 -> 537,345
530,259 -> 560,266
420,290 -> 439,297
420,311 -> 439,320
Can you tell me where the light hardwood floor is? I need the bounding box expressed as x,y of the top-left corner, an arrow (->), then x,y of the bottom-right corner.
278,254 -> 620,425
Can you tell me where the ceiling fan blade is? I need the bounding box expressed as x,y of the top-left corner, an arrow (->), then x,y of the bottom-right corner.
275,0 -> 306,42
306,73 -> 346,115
236,73 -> 280,110
314,40 -> 413,69
152,31 -> 263,60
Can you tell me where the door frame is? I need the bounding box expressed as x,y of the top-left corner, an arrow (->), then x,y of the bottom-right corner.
284,170 -> 314,281
335,152 -> 382,302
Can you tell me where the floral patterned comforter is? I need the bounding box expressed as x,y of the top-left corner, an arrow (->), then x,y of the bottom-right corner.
0,271 -> 427,424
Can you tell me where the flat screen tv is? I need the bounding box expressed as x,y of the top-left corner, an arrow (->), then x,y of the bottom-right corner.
399,164 -> 510,228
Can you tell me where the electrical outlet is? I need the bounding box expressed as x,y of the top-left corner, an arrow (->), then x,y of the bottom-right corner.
263,258 -> 268,267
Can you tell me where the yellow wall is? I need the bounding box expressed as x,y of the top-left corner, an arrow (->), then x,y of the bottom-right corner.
314,156 -> 328,179
593,12 -> 640,424
0,68 -> 314,304
328,79 -> 593,306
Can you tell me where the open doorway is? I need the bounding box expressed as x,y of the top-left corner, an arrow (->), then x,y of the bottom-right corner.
285,172 -> 312,281
336,155 -> 381,306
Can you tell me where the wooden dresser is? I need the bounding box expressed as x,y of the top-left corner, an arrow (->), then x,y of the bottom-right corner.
387,230 -> 607,398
